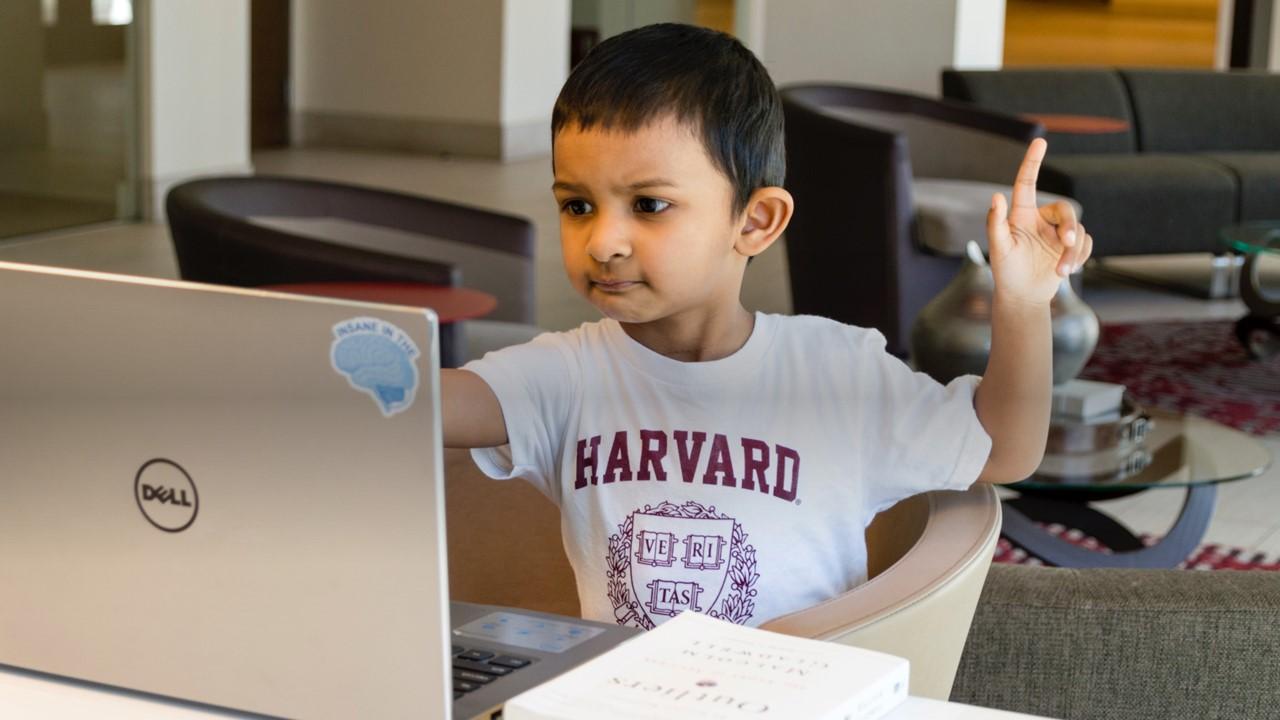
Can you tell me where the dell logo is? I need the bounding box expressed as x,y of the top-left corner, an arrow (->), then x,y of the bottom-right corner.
135,459 -> 199,533
140,484 -> 193,507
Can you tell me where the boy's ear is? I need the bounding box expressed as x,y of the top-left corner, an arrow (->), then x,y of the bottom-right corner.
735,187 -> 794,258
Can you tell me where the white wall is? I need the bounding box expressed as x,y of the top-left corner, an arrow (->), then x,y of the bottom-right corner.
1271,0 -> 1280,71
1216,0 -> 1236,68
292,0 -> 502,124
501,0 -> 570,148
953,0 -> 1005,71
574,0 -> 697,41
744,0 -> 1004,96
735,0 -> 766,56
138,0 -> 251,219
292,0 -> 568,159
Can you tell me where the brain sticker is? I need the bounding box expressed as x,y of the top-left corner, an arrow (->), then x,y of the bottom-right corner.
330,317 -> 421,416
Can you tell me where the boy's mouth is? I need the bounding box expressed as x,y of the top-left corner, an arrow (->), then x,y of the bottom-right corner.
591,279 -> 640,292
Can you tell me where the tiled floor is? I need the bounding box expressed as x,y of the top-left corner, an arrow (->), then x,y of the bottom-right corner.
4,146 -> 1278,560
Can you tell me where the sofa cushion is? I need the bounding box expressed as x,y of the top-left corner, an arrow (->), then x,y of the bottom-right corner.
912,178 -> 1082,256
942,69 -> 1137,155
1122,69 -> 1280,153
1201,152 -> 1280,221
1039,154 -> 1237,256
951,564 -> 1280,720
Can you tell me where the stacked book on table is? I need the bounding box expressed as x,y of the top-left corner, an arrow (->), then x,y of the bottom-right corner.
1041,379 -> 1155,483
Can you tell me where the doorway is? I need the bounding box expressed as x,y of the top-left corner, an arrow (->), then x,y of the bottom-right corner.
251,0 -> 290,149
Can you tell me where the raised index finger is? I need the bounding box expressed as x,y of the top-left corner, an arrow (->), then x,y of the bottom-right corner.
1011,138 -> 1047,211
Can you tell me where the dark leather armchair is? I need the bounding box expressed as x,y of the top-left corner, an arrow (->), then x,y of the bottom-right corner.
166,176 -> 536,320
165,176 -> 539,366
780,85 -> 1044,357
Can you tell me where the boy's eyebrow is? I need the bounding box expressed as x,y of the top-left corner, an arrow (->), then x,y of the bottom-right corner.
623,178 -> 678,191
551,178 -> 679,193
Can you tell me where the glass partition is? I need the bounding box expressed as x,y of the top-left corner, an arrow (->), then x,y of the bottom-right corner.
0,0 -> 137,240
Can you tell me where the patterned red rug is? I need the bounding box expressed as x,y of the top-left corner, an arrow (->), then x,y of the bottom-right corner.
994,526 -> 1280,571
1077,320 -> 1280,436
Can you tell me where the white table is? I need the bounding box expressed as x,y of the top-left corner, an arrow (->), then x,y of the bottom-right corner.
0,664 -> 1054,719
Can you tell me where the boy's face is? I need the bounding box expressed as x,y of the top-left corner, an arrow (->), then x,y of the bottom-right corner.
552,116 -> 748,325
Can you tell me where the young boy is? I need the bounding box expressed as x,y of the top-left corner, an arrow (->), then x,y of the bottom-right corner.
441,24 -> 1091,629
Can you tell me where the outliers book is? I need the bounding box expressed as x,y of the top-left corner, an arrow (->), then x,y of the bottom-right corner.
503,610 -> 909,720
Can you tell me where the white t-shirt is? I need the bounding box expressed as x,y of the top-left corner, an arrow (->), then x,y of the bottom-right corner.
463,312 -> 991,629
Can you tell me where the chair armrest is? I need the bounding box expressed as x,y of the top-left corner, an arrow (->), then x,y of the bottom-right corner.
761,484 -> 1002,700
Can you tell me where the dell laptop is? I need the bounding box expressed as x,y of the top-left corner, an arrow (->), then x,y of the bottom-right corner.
0,261 -> 634,719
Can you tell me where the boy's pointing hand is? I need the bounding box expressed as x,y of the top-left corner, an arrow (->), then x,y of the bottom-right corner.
986,138 -> 1093,305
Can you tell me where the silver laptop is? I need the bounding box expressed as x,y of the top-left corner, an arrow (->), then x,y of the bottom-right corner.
0,262 -> 633,719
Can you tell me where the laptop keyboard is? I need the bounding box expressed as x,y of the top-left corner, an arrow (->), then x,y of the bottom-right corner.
451,645 -> 534,700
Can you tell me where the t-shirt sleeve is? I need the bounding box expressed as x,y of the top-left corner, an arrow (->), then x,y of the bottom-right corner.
460,333 -> 577,503
857,330 -> 993,518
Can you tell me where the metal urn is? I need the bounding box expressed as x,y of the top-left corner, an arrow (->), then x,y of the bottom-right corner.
910,241 -> 1100,385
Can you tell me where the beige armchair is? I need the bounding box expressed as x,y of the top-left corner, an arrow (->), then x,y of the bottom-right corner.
761,480 -> 1002,699
444,448 -> 1001,700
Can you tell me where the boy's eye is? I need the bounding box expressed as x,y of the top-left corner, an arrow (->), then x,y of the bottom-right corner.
561,199 -> 593,216
634,197 -> 670,214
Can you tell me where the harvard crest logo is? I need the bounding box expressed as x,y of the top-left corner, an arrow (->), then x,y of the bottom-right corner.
606,500 -> 759,629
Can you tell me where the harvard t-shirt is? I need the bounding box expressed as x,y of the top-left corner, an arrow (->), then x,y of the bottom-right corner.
462,312 -> 990,629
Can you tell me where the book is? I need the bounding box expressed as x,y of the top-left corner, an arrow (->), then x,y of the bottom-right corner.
502,611 -> 909,720
1050,379 -> 1125,419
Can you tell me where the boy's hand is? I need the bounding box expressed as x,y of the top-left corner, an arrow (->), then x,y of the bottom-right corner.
987,138 -> 1093,305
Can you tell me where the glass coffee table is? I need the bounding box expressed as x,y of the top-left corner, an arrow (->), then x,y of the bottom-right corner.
1002,407 -> 1271,568
1221,220 -> 1280,358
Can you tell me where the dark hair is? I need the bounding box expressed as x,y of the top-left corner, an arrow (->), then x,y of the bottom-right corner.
551,23 -> 785,215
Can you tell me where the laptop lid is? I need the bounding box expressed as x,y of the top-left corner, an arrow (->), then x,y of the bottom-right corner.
0,262 -> 451,719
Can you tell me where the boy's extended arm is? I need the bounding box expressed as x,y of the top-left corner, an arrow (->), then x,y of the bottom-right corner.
441,369 -> 509,449
974,296 -> 1052,483
974,139 -> 1093,485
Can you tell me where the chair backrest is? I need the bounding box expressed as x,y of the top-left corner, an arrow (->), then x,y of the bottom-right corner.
781,85 -> 915,354
166,176 -> 537,323
444,447 -> 1001,700
1120,68 -> 1280,153
942,68 -> 1138,155
799,86 -> 1038,184
444,448 -> 581,618
780,84 -> 1039,356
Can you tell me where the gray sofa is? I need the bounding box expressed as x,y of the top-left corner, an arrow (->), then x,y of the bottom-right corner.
942,68 -> 1280,258
951,564 -> 1280,719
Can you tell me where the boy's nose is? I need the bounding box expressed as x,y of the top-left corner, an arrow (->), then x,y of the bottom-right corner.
585,217 -> 631,263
